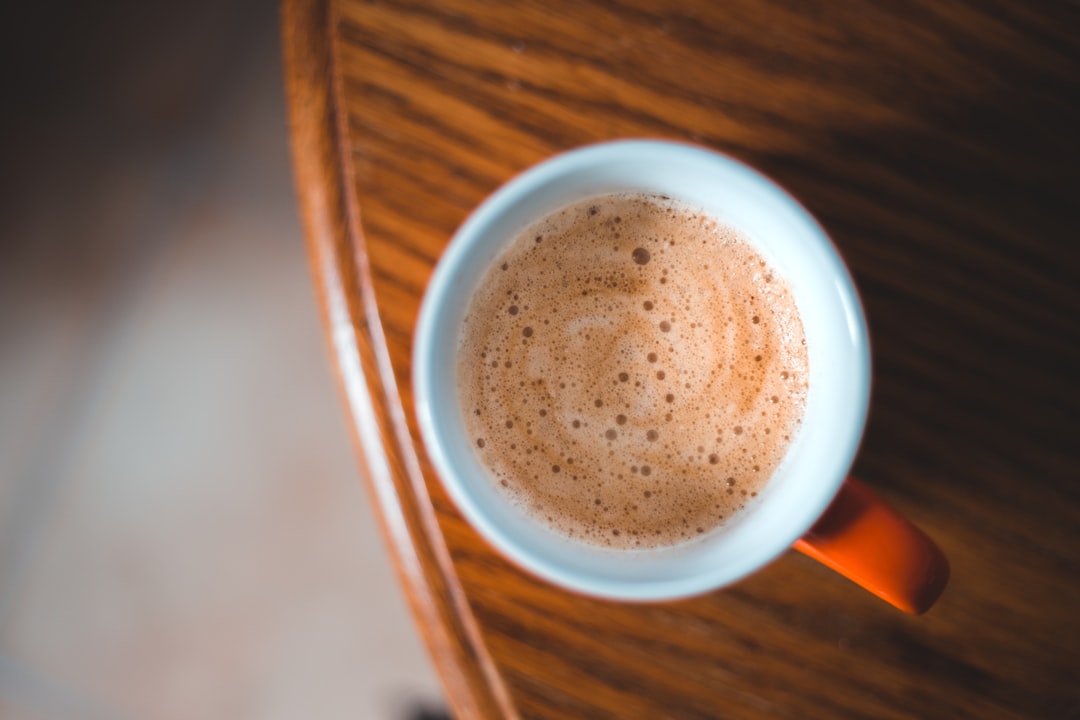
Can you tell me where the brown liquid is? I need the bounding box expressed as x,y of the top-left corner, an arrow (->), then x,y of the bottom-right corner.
458,194 -> 808,549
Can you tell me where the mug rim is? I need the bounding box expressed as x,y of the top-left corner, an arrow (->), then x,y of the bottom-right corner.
413,139 -> 870,600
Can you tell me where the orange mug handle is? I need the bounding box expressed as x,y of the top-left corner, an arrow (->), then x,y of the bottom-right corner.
794,478 -> 949,614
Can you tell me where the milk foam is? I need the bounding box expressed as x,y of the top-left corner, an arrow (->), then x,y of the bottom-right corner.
458,194 -> 808,549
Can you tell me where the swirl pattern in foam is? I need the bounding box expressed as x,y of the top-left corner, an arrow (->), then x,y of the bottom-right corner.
458,194 -> 808,549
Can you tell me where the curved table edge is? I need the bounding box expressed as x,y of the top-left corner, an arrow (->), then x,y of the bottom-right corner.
281,0 -> 517,716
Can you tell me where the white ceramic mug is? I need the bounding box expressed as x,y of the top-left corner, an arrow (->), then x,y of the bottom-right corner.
414,140 -> 947,612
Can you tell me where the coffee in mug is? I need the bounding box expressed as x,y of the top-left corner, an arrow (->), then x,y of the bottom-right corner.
415,141 -> 948,612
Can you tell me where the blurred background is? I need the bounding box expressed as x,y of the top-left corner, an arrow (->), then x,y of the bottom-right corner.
0,0 -> 444,718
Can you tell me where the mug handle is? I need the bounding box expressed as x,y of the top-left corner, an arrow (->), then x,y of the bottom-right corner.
793,478 -> 950,614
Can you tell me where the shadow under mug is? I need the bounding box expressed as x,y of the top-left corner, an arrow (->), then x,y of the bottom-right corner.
414,140 -> 949,614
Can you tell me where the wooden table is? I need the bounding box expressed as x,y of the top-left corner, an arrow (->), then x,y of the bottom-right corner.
282,1 -> 1080,717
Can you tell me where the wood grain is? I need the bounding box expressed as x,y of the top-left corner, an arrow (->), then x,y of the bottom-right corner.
284,0 -> 1080,717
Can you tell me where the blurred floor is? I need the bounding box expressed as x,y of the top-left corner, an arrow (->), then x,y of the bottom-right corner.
0,1 -> 443,718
